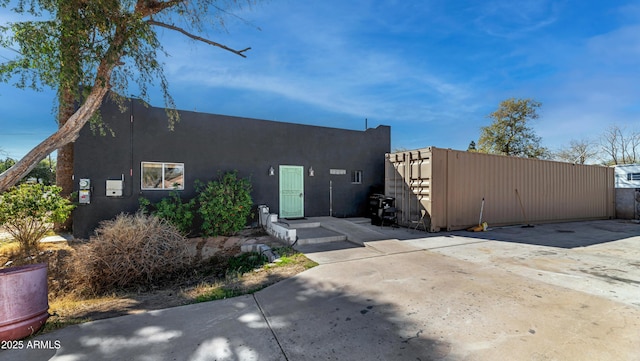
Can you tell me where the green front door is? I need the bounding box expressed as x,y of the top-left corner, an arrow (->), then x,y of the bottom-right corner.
279,165 -> 304,218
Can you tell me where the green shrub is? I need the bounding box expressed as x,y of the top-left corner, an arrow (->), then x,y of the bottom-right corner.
195,287 -> 244,303
73,212 -> 192,294
197,172 -> 252,237
0,183 -> 74,254
139,191 -> 196,235
227,252 -> 268,274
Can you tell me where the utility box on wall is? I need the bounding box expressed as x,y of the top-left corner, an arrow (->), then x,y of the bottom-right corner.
78,178 -> 91,204
106,180 -> 123,197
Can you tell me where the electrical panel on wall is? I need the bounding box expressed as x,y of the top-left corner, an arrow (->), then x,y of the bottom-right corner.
106,180 -> 123,197
79,178 -> 91,204
79,179 -> 90,190
79,190 -> 90,204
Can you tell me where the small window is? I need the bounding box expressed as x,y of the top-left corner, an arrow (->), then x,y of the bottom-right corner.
141,162 -> 184,190
627,173 -> 640,181
352,170 -> 363,184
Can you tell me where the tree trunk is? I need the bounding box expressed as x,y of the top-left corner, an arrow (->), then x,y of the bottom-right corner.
0,84 -> 111,193
54,1 -> 82,231
55,89 -> 77,231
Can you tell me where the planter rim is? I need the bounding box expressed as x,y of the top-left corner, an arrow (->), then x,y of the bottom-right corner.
0,262 -> 47,275
0,262 -> 49,341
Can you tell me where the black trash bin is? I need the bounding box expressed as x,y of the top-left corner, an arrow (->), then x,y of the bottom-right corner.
369,194 -> 395,226
369,194 -> 384,225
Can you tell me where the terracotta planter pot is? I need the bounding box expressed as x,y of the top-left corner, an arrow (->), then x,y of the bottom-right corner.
0,263 -> 49,341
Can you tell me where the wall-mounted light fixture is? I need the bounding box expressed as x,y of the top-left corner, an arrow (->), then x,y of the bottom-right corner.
309,167 -> 315,177
269,166 -> 275,176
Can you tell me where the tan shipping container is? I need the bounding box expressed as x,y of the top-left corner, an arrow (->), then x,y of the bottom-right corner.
385,147 -> 615,232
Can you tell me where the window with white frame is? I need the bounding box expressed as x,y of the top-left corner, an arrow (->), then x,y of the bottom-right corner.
627,173 -> 640,181
352,170 -> 363,184
141,162 -> 185,190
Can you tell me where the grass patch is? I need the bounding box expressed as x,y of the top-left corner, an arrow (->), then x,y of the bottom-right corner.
41,316 -> 91,334
193,286 -> 246,303
266,253 -> 318,269
43,294 -> 122,334
273,247 -> 319,269
192,281 -> 271,303
303,259 -> 319,269
0,240 -> 20,256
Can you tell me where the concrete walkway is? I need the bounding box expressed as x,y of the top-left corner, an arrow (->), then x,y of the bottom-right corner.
2,219 -> 640,360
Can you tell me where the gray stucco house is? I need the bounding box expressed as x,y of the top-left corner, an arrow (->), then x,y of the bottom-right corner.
72,96 -> 391,238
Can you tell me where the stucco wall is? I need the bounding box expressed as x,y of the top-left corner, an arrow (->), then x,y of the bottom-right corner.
72,96 -> 390,238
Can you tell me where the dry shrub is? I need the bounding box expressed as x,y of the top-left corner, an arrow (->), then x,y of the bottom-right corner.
73,212 -> 193,294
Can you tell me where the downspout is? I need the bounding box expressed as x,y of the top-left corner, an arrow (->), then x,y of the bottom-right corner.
128,98 -> 134,198
329,180 -> 333,217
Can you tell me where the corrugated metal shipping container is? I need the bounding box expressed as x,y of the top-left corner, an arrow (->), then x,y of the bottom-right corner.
385,147 -> 615,231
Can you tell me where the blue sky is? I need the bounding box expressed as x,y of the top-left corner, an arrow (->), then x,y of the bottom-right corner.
1,0 -> 640,159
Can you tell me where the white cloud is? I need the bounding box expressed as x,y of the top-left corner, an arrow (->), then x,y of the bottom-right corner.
157,0 -> 477,127
472,0 -> 562,38
586,25 -> 640,65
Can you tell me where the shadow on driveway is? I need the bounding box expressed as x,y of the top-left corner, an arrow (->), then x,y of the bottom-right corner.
441,220 -> 640,249
365,219 -> 640,249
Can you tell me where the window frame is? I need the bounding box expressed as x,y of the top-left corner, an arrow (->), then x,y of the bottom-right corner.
627,173 -> 640,181
351,170 -> 363,184
141,161 -> 185,190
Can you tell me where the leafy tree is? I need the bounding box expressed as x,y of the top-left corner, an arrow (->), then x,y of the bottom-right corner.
31,156 -> 56,185
599,124 -> 639,165
554,138 -> 598,165
1,157 -> 55,184
478,98 -> 549,158
0,183 -> 74,254
0,0 -> 255,193
0,158 -> 16,173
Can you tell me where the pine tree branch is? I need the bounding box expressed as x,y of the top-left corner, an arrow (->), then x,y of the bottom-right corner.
147,19 -> 250,58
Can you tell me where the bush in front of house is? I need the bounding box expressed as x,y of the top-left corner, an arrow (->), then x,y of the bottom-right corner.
139,191 -> 196,236
139,171 -> 253,237
197,171 -> 253,237
0,183 -> 74,255
73,212 -> 192,294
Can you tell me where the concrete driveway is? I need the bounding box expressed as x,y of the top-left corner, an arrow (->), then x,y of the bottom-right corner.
1,219 -> 639,360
